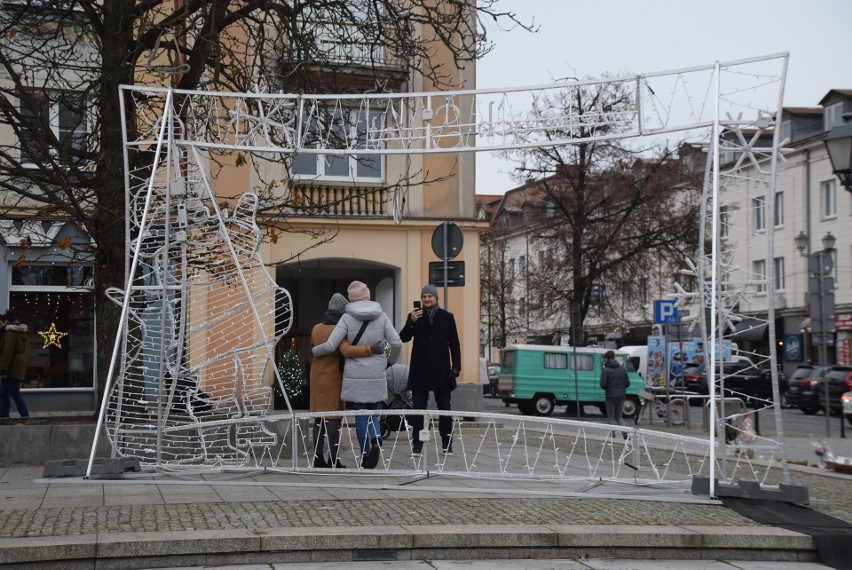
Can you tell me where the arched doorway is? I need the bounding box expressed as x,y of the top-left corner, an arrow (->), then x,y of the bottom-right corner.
275,258 -> 401,406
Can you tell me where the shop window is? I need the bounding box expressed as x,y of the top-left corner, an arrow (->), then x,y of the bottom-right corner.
9,264 -> 95,390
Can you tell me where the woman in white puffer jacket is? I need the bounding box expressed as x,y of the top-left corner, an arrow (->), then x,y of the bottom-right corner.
311,281 -> 402,469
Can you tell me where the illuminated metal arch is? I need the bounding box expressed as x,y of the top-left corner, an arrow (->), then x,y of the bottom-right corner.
90,54 -> 789,496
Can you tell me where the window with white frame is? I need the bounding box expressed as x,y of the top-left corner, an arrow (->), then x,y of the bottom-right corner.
291,109 -> 384,182
774,191 -> 784,227
753,197 -> 766,232
822,179 -> 837,218
753,259 -> 767,293
720,206 -> 729,239
825,102 -> 844,131
774,257 -> 785,291
18,90 -> 89,167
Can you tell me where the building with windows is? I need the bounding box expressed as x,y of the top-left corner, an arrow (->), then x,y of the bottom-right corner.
715,89 -> 852,376
0,3 -> 486,413
479,153 -> 701,358
478,89 -> 852,379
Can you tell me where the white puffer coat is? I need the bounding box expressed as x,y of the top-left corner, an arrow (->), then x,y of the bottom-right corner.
311,301 -> 402,403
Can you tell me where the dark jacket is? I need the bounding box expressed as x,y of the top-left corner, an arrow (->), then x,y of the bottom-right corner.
400,307 -> 461,392
0,323 -> 28,382
600,358 -> 630,399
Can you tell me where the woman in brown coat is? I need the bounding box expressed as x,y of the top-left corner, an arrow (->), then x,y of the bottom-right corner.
310,293 -> 379,468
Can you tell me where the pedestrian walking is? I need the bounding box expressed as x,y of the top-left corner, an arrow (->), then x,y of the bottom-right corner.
0,310 -> 30,418
600,349 -> 630,434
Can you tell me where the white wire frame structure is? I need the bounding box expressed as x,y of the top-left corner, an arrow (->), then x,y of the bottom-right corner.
89,53 -> 790,496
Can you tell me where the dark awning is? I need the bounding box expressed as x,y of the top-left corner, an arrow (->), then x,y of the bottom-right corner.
729,318 -> 768,341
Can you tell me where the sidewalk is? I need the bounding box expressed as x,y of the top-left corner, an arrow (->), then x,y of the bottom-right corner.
1,433 -> 850,569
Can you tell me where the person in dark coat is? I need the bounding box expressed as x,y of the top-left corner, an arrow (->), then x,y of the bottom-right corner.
400,284 -> 461,455
0,310 -> 29,418
600,350 -> 630,431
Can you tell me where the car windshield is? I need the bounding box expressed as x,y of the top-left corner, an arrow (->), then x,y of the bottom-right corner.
791,367 -> 823,380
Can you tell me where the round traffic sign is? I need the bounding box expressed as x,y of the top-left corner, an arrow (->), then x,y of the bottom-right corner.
431,222 -> 463,260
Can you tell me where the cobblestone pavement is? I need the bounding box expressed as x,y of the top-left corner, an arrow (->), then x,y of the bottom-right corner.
0,496 -> 757,539
0,435 -> 850,540
0,437 -> 848,569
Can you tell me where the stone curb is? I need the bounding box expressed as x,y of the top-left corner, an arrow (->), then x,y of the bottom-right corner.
0,524 -> 818,568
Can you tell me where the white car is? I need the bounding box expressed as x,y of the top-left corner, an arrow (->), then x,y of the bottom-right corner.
843,391 -> 852,427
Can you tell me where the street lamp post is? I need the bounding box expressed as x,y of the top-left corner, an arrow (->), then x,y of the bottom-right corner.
824,112 -> 852,195
796,231 -> 836,437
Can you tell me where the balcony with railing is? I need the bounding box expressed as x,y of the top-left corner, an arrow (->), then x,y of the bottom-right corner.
279,20 -> 408,90
283,183 -> 391,218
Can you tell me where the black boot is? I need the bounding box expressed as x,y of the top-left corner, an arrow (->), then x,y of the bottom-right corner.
362,438 -> 381,469
313,455 -> 330,468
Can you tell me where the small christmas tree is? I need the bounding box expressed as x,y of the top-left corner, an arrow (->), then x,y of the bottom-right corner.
276,350 -> 306,408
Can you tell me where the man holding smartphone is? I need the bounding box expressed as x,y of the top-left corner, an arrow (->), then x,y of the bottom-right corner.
400,284 -> 461,455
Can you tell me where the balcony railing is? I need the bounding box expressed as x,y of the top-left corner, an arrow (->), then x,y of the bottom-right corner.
293,21 -> 403,69
284,183 -> 390,218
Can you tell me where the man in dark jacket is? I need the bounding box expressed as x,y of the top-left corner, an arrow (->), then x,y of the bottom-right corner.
400,284 -> 461,455
600,350 -> 630,431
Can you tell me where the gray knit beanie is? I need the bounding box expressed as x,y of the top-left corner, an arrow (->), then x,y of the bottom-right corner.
421,284 -> 439,300
328,293 -> 348,313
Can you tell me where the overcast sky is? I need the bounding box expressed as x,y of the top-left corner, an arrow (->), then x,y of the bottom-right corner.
474,0 -> 852,195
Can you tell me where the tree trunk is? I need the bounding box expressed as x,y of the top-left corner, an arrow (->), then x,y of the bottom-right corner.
91,0 -> 136,409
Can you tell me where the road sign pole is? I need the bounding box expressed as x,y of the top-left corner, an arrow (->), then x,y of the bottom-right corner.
443,223 -> 449,310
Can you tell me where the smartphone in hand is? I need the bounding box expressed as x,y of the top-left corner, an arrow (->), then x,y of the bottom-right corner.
413,301 -> 421,310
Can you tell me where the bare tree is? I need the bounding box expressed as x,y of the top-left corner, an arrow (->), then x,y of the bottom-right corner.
480,229 -> 528,350
0,0 -> 530,402
491,79 -> 704,344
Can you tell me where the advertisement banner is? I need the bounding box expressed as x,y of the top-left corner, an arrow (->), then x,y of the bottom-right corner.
646,336 -> 667,387
838,336 -> 852,366
783,334 -> 804,362
646,337 -> 733,388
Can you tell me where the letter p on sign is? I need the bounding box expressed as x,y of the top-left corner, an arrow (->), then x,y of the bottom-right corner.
654,300 -> 678,324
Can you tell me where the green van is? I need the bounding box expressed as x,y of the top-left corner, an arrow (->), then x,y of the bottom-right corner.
497,344 -> 642,417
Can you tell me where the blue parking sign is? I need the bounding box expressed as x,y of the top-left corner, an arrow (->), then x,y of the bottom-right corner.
654,300 -> 678,324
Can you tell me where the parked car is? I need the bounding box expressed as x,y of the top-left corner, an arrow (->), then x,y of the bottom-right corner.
843,391 -> 852,426
783,364 -> 828,415
815,366 -> 852,417
681,360 -> 787,405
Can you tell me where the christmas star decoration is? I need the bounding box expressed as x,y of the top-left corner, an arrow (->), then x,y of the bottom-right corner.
38,322 -> 68,349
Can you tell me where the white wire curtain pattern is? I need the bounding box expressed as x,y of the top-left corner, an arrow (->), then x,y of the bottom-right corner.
99,408 -> 787,489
